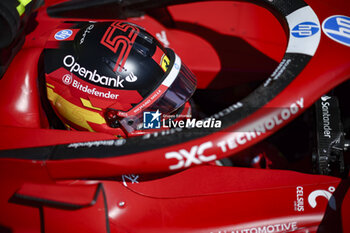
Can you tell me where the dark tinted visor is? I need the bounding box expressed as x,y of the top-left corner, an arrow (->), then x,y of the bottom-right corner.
119,54 -> 196,133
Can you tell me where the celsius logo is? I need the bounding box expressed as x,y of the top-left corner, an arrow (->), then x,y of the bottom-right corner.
308,186 -> 336,210
291,22 -> 320,38
294,186 -> 304,212
321,95 -> 331,102
125,72 -> 137,82
322,15 -> 350,47
54,29 -> 73,40
63,55 -> 124,88
62,74 -> 72,85
143,110 -> 161,129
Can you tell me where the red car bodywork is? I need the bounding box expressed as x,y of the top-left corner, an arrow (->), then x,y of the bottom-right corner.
0,0 -> 349,232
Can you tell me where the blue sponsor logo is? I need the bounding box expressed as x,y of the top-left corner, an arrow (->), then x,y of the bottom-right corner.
54,29 -> 73,40
143,110 -> 161,129
291,22 -> 320,38
322,15 -> 350,47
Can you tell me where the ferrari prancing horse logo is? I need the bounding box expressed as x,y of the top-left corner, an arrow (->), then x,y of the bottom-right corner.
160,54 -> 170,72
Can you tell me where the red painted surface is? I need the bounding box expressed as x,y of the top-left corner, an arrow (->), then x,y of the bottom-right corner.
0,0 -> 349,232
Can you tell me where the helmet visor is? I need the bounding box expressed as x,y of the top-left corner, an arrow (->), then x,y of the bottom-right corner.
118,51 -> 196,134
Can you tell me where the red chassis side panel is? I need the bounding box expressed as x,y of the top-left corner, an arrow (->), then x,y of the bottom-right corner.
0,163 -> 349,233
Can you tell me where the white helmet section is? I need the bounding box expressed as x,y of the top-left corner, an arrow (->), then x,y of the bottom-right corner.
162,53 -> 181,87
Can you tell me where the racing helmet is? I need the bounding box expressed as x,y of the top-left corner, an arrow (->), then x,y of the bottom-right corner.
44,21 -> 196,137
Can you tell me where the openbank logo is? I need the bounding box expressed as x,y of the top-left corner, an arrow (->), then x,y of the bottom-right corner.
63,55 -> 125,88
143,110 -> 161,129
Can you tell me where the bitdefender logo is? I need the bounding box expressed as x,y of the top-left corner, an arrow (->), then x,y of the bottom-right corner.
143,110 -> 161,129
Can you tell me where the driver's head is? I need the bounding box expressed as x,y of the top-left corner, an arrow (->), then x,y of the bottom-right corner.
44,21 -> 196,137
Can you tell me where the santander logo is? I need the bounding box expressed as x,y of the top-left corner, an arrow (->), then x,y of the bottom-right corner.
321,95 -> 331,102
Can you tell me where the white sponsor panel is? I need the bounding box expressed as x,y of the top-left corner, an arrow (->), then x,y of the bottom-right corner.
286,6 -> 321,56
162,53 -> 181,87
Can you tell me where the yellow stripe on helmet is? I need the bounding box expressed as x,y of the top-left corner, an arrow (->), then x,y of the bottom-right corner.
47,87 -> 105,132
80,98 -> 102,111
